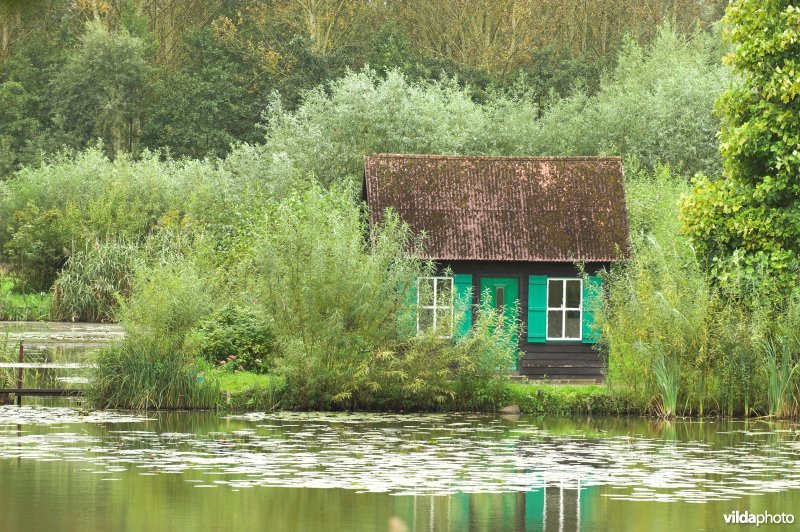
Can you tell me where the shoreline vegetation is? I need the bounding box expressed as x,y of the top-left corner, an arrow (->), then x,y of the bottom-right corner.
2,7 -> 800,418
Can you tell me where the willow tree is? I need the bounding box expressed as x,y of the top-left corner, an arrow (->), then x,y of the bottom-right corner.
51,21 -> 154,157
680,0 -> 800,291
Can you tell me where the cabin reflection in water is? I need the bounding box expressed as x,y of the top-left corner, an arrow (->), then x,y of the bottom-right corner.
395,482 -> 592,531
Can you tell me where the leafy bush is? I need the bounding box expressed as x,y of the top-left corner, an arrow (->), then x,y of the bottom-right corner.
680,0 -> 800,290
247,184 -> 429,409
240,185 -> 519,411
0,148 -> 248,294
451,301 -> 521,410
189,305 -> 275,373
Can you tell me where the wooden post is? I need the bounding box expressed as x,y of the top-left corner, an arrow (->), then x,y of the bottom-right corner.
16,341 -> 23,406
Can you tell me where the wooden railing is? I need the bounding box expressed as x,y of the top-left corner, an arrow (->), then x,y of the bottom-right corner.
0,341 -> 91,405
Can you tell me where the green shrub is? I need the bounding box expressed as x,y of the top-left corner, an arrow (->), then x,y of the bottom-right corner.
0,148 -> 230,292
248,184 -> 429,409
244,184 -> 519,411
188,305 -> 275,373
451,301 -> 520,410
2,203 -> 68,291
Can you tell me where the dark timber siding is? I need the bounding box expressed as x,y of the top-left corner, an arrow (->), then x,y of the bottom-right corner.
441,260 -> 608,382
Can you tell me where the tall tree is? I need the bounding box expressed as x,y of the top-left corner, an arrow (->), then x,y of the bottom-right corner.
0,0 -> 54,58
271,0 -> 376,56
681,0 -> 800,290
391,0 -> 539,75
51,21 -> 154,156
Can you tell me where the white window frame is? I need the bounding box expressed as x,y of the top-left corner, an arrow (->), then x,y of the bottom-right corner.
546,278 -> 583,341
416,276 -> 454,338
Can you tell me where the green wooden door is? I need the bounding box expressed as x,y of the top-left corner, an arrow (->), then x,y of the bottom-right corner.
480,276 -> 520,369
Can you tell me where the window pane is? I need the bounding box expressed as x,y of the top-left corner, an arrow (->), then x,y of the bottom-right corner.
436,278 -> 453,307
565,310 -> 581,338
547,310 -> 563,338
418,308 -> 434,333
496,287 -> 505,312
548,280 -> 563,308
418,278 -> 434,307
436,308 -> 453,337
566,280 -> 581,308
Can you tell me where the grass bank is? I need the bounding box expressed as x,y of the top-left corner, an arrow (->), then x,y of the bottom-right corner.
507,382 -> 646,416
210,371 -> 646,416
214,371 -> 286,411
0,277 -> 51,321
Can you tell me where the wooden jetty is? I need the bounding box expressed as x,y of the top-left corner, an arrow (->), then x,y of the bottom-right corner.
0,341 -> 88,405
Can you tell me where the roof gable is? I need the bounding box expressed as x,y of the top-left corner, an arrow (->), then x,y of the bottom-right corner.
364,154 -> 630,262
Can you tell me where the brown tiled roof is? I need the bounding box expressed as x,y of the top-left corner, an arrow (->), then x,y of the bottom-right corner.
363,154 -> 630,262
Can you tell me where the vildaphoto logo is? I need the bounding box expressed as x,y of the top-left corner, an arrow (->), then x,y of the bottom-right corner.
724,511 -> 795,526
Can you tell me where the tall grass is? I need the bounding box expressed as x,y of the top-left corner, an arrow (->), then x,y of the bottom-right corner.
648,341 -> 680,418
761,338 -> 799,418
87,259 -> 218,409
89,341 -> 219,410
51,240 -> 138,322
602,163 -> 800,418
0,335 -> 15,388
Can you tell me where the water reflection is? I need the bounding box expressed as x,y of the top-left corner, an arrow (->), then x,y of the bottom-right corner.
3,322 -> 799,530
1,321 -> 122,396
1,408 -> 799,531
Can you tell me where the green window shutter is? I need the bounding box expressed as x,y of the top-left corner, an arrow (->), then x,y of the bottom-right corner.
527,275 -> 547,343
582,275 -> 603,344
453,274 -> 473,338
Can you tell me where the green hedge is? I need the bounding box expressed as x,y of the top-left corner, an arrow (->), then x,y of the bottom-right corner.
507,383 -> 646,416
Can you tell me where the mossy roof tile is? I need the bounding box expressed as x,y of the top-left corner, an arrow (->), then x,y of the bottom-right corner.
364,154 -> 630,262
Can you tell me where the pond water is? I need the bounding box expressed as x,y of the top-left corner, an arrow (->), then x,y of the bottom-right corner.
1,408 -> 799,531
1,323 -> 799,531
1,321 -> 123,390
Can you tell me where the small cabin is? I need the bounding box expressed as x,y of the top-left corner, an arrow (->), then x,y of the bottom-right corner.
363,154 -> 630,382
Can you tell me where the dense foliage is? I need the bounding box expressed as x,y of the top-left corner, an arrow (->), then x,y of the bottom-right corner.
0,26 -> 726,297
262,30 -> 726,188
188,305 -> 275,373
602,163 -> 800,417
5,1 -> 799,416
0,1 -> 726,175
89,184 -> 517,411
681,0 -> 800,290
